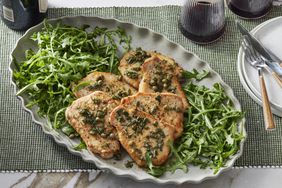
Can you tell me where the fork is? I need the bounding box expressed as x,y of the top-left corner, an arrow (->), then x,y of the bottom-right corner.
243,38 -> 282,88
243,37 -> 275,130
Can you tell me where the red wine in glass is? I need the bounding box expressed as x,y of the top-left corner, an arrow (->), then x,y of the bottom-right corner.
179,0 -> 225,44
226,0 -> 273,19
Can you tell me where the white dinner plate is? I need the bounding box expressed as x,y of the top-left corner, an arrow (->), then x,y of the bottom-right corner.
9,16 -> 246,184
237,16 -> 282,117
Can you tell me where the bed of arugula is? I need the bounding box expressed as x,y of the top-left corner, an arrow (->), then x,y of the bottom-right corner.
13,21 -> 244,177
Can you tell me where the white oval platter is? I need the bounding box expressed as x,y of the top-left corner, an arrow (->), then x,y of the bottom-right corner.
9,16 -> 246,184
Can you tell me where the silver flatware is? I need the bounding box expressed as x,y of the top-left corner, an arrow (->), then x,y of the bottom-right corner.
243,37 -> 275,130
263,46 -> 282,67
236,20 -> 282,77
244,38 -> 282,88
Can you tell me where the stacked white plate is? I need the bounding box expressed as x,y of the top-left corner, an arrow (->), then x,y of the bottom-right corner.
237,16 -> 282,117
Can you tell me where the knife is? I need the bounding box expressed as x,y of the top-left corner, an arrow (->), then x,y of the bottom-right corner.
264,47 -> 282,66
236,20 -> 282,77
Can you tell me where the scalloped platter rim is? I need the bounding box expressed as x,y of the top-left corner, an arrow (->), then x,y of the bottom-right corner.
9,16 -> 246,185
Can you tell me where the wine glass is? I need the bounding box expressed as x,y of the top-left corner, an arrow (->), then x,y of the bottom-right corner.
179,0 -> 225,44
226,0 -> 273,19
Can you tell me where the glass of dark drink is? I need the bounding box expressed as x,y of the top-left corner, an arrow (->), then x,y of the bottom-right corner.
178,0 -> 225,44
226,0 -> 273,19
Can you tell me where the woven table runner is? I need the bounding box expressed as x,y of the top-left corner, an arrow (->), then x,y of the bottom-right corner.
1,6 -> 282,172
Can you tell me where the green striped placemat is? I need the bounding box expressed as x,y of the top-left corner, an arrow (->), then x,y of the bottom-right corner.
1,6 -> 282,172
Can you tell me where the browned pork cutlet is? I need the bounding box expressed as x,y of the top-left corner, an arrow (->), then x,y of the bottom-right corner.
121,92 -> 184,138
65,91 -> 120,159
118,49 -> 150,89
110,106 -> 174,167
139,56 -> 189,109
119,48 -> 183,89
73,72 -> 137,100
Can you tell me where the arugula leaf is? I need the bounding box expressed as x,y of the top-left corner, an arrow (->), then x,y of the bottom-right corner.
146,70 -> 244,177
61,125 -> 75,136
168,73 -> 244,174
74,140 -> 87,151
145,152 -> 166,177
182,69 -> 209,81
13,21 -> 131,132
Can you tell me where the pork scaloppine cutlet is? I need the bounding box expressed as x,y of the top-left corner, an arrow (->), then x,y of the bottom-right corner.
119,48 -> 183,89
73,72 -> 136,100
121,92 -> 184,138
66,91 -> 120,159
110,106 -> 174,167
139,56 -> 189,109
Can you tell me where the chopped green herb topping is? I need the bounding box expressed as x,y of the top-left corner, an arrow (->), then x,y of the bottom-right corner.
125,70 -> 139,79
112,89 -> 131,100
126,47 -> 150,64
88,75 -> 105,90
144,128 -> 165,158
149,63 -> 174,92
79,107 -> 110,137
92,98 -> 101,104
116,109 -> 149,136
155,95 -> 162,103
80,109 -> 97,125
125,160 -> 134,168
